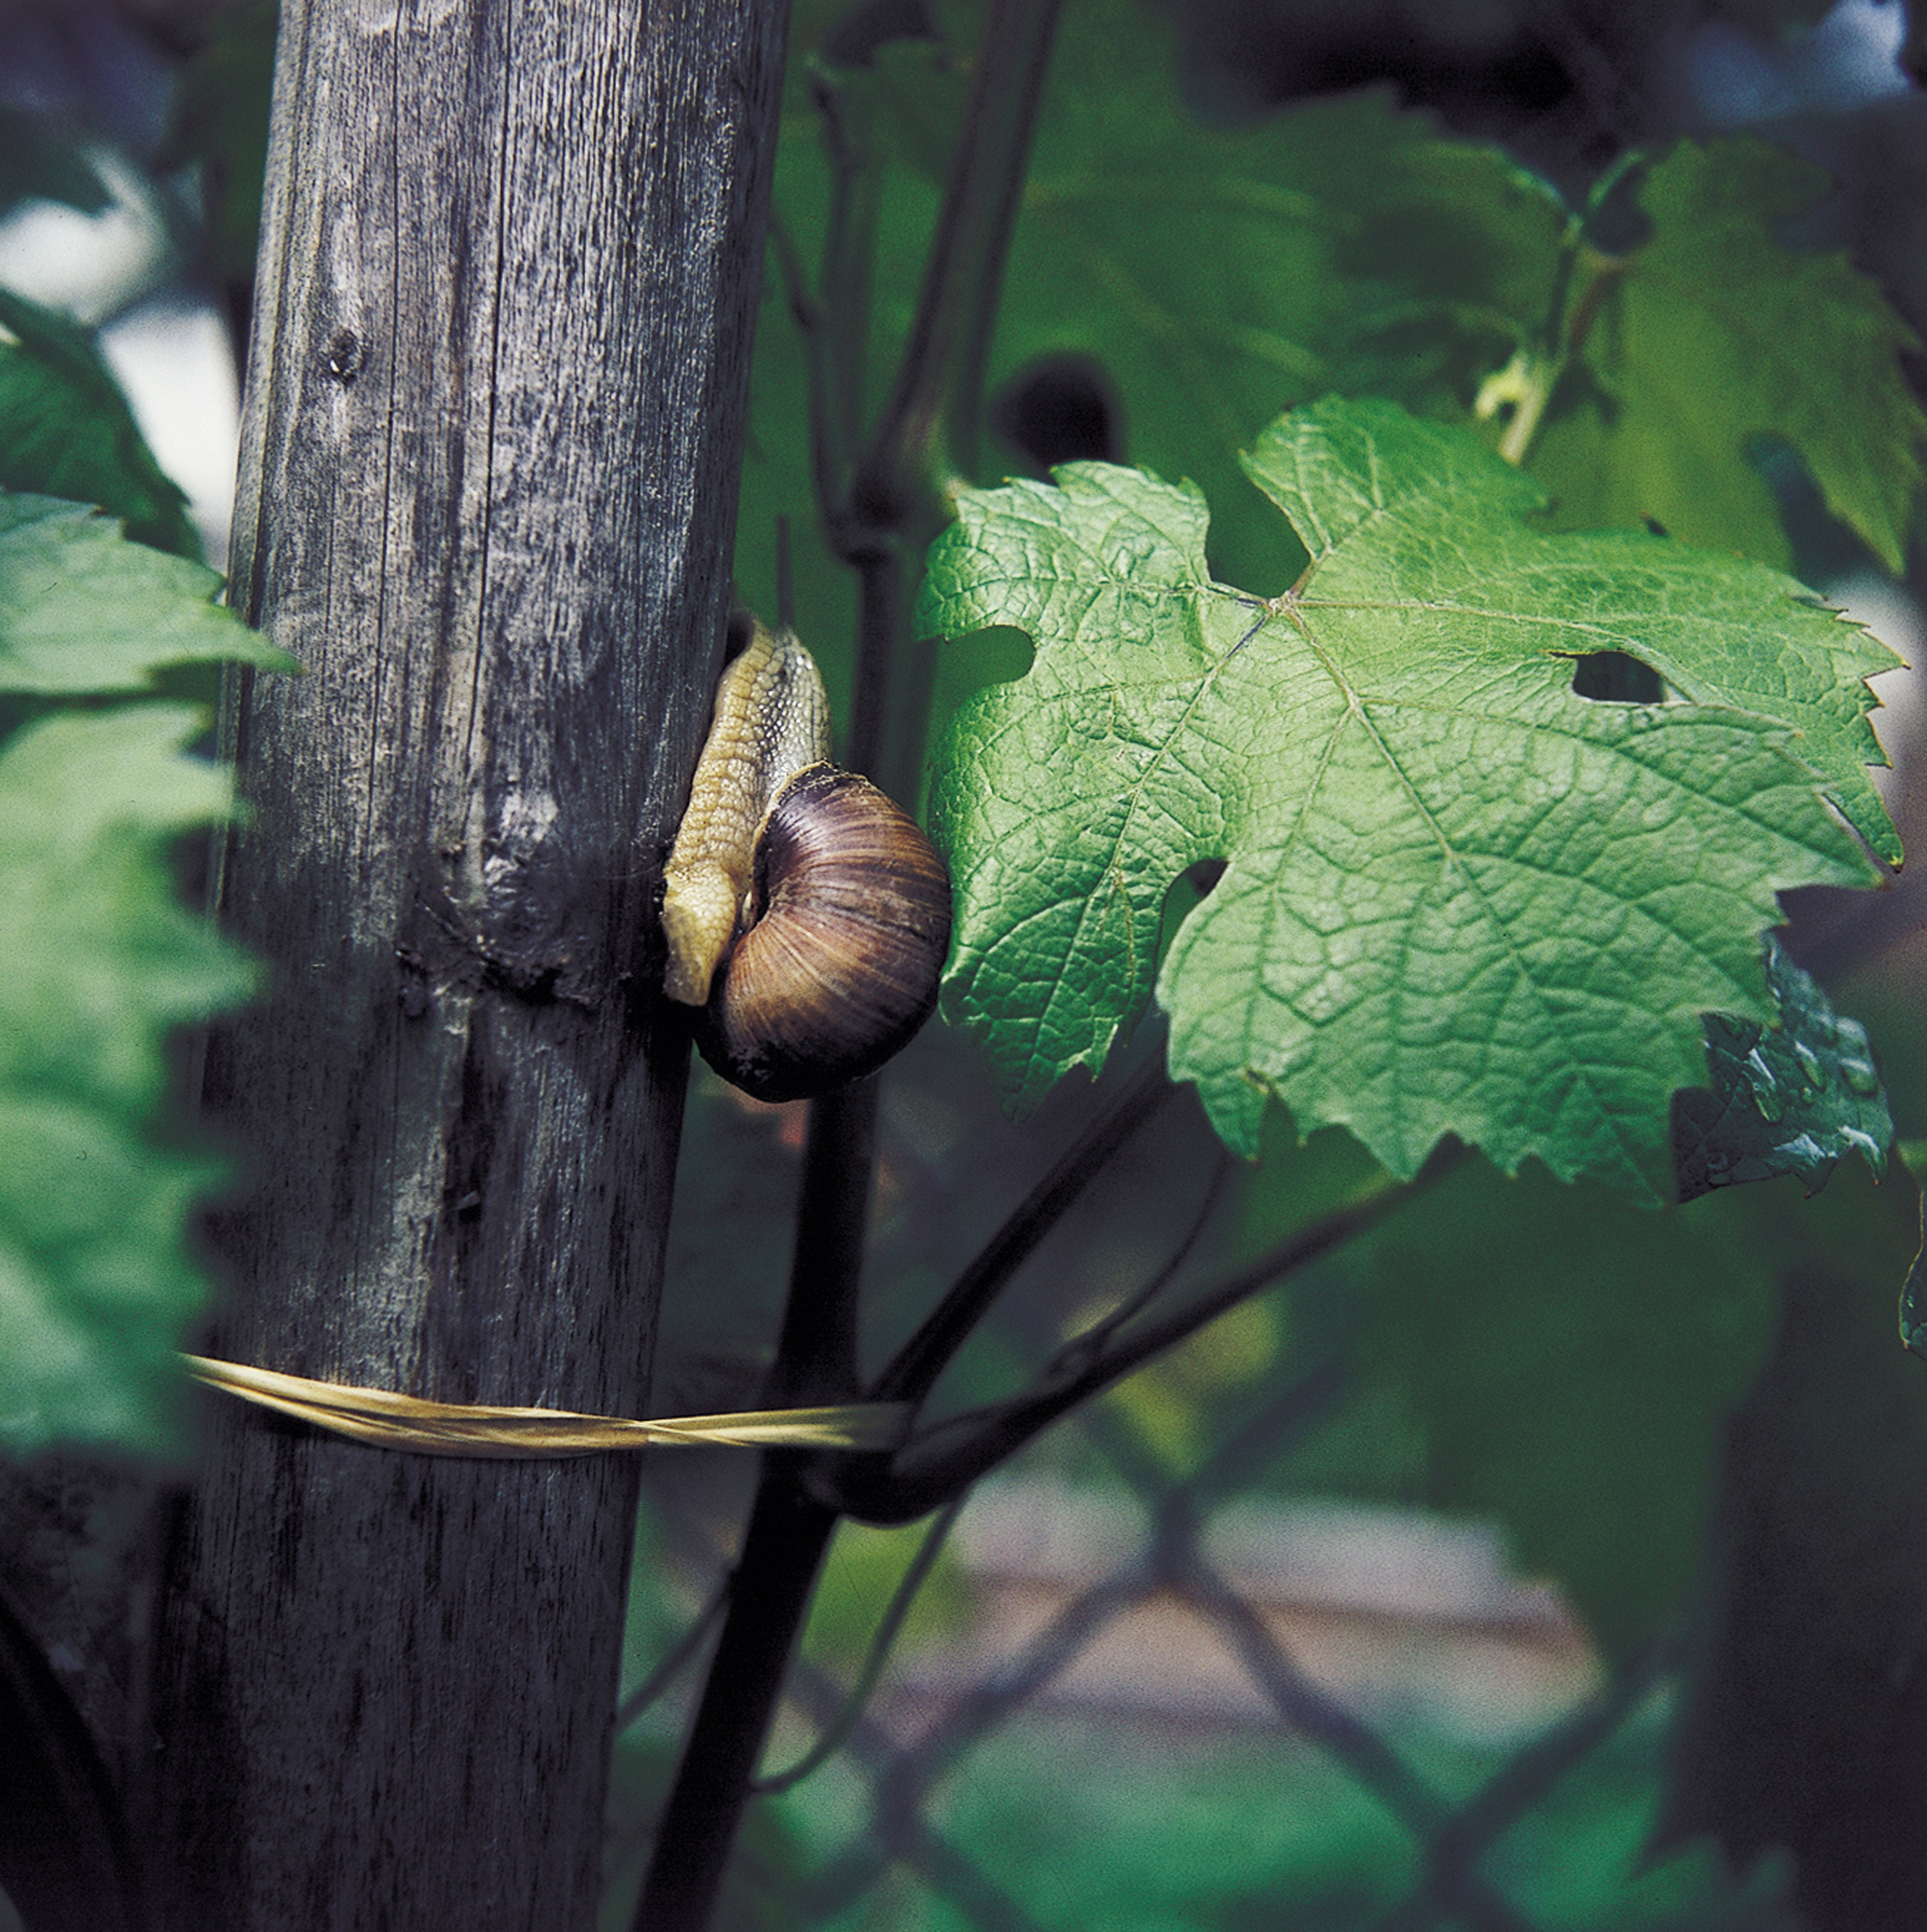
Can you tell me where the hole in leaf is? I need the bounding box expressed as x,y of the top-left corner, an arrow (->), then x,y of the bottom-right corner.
1569,651 -> 1665,704
990,354 -> 1127,469
1156,858 -> 1228,974
928,627 -> 1034,738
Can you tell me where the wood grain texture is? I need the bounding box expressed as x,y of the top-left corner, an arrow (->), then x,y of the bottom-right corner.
144,3 -> 787,1924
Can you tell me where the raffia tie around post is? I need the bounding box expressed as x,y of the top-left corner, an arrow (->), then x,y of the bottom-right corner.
183,1356 -> 909,1458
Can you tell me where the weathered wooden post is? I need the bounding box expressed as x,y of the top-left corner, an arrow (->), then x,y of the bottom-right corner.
144,4 -> 786,1924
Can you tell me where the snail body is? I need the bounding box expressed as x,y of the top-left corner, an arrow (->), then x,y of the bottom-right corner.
662,620 -> 952,1101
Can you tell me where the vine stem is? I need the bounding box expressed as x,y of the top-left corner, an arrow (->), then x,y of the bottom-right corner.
751,1493 -> 968,1796
850,0 -> 1066,518
632,9 -> 1071,1923
868,1051 -> 1175,1408
831,1140 -> 1473,1525
629,550 -> 896,1931
628,1463 -> 840,1932
1485,146 -> 1647,471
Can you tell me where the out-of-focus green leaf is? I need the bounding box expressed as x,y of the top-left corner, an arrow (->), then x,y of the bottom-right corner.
1530,139 -> 1926,575
0,293 -> 200,560
1354,1156 -> 1782,1660
1673,935 -> 1891,1201
1658,1161 -> 1927,1931
0,705 -> 257,1456
0,494 -> 290,694
743,3 -> 1926,699
923,397 -> 1882,1199
803,1515 -> 975,1673
741,0 -> 1562,664
994,7 -> 1562,592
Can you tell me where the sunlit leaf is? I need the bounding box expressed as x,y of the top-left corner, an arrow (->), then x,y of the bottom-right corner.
923,397 -> 1885,1200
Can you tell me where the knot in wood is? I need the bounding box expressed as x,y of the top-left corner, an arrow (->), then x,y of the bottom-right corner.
322,327 -> 366,384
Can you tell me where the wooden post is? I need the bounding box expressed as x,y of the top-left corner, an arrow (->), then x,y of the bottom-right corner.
143,3 -> 786,1925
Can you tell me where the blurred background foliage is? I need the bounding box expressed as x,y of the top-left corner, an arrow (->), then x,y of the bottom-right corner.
3,0 -> 1927,1928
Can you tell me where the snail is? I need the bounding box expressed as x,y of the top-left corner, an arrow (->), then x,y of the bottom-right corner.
660,616 -> 952,1102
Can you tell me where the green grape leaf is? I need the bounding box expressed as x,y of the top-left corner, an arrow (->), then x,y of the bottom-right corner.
0,292 -> 201,560
1354,1156 -> 1781,1661
1673,935 -> 1891,1201
923,397 -> 1885,1203
0,705 -> 257,1456
1530,138 -> 1927,574
0,494 -> 290,694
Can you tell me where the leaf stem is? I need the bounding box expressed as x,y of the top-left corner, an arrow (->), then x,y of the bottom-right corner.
865,1053 -> 1176,1411
614,1579 -> 732,1731
835,1141 -> 1471,1525
767,210 -> 846,532
812,63 -> 884,479
1482,145 -> 1648,470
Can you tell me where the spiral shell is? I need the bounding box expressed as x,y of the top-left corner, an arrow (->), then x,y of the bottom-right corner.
692,764 -> 952,1103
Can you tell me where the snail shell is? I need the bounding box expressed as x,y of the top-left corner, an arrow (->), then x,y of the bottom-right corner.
692,763 -> 952,1103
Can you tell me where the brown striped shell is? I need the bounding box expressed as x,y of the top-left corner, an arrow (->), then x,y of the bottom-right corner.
692,764 -> 953,1103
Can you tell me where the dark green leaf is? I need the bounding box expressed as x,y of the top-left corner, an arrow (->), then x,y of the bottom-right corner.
153,0 -> 279,288
993,10 -> 1562,590
0,108 -> 110,220
1658,1164 -> 1927,1929
1355,1157 -> 1781,1659
1673,935 -> 1891,1201
0,291 -> 201,560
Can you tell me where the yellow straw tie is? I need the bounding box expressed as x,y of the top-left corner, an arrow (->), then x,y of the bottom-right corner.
182,1355 -> 908,1458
